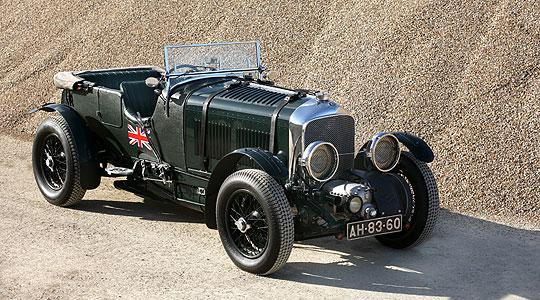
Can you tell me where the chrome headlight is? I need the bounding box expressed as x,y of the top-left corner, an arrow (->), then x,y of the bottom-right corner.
301,141 -> 339,182
369,133 -> 401,172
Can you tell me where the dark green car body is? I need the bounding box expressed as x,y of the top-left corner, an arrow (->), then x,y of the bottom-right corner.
35,42 -> 436,242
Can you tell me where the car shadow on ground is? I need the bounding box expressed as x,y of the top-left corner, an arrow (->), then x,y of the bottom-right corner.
73,198 -> 204,223
71,199 -> 538,299
273,209 -> 539,299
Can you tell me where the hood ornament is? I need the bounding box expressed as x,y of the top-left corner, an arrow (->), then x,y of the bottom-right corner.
315,91 -> 330,102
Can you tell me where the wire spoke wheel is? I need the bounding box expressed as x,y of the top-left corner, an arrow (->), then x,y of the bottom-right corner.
226,190 -> 269,258
32,114 -> 87,207
216,169 -> 294,275
40,134 -> 67,191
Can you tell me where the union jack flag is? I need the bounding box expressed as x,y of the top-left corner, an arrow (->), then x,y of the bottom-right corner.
128,124 -> 152,151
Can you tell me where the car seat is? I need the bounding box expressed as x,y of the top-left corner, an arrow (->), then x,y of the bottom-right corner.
120,81 -> 159,120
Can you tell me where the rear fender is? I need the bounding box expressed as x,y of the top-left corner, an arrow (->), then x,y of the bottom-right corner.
30,103 -> 101,189
204,148 -> 288,229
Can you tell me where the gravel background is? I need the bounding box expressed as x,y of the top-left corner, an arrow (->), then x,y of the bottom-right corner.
1,0 -> 539,221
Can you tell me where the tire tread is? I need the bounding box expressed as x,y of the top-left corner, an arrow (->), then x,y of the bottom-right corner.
220,169 -> 294,275
403,151 -> 439,247
49,114 -> 85,206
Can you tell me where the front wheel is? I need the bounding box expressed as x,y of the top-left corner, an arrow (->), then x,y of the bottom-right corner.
376,151 -> 439,248
32,114 -> 86,206
216,169 -> 294,275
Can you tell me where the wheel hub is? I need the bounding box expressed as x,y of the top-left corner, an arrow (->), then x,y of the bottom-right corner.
45,153 -> 54,170
226,190 -> 269,258
40,135 -> 67,191
235,217 -> 251,233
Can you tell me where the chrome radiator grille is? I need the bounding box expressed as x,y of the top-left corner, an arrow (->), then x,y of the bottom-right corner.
303,115 -> 355,176
303,115 -> 355,153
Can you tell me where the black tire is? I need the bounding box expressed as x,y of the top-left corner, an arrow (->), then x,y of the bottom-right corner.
32,114 -> 86,206
376,151 -> 439,248
216,169 -> 294,275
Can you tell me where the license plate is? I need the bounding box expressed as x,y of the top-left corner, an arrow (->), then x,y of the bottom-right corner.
346,215 -> 402,240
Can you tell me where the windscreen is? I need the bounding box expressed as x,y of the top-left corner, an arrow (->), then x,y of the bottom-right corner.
164,42 -> 260,76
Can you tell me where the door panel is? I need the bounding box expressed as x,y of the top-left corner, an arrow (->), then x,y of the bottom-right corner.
151,93 -> 186,169
97,87 -> 123,128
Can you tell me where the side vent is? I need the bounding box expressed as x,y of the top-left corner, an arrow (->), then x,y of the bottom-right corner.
195,120 -> 232,158
236,127 -> 270,150
208,122 -> 232,159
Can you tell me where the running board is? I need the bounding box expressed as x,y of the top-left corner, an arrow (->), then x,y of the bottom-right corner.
103,166 -> 134,177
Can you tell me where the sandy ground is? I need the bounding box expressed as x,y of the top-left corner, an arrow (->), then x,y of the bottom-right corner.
0,135 -> 538,300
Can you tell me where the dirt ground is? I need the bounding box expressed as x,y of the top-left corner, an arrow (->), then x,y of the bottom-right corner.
0,134 -> 538,299
1,0 -> 540,222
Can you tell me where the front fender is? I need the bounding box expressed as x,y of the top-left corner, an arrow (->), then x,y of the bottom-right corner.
204,148 -> 288,229
30,103 -> 101,189
391,132 -> 434,163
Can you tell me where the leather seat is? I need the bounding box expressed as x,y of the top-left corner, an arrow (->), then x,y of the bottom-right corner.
120,81 -> 158,119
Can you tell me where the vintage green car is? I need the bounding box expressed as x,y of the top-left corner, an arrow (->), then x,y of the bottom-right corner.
31,41 -> 439,275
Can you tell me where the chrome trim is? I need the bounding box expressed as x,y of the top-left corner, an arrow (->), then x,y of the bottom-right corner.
249,82 -> 297,95
289,96 -> 348,126
168,67 -> 261,78
301,141 -> 339,182
255,41 -> 262,73
322,180 -> 372,203
288,97 -> 351,179
175,197 -> 205,206
368,132 -> 401,172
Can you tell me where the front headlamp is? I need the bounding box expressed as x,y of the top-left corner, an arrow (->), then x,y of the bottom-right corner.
368,133 -> 401,172
301,141 -> 339,182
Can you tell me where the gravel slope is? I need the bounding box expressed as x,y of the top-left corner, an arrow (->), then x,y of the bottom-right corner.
0,0 -> 539,221
0,135 -> 538,299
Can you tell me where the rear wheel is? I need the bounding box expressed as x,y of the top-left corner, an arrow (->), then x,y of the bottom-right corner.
216,169 -> 294,275
376,151 -> 439,248
32,114 -> 86,206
